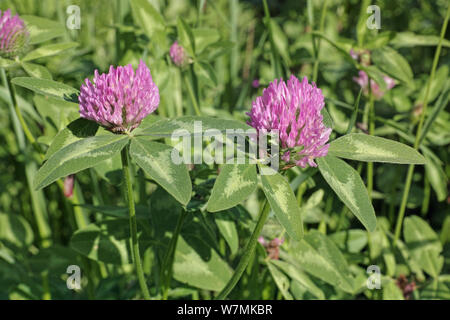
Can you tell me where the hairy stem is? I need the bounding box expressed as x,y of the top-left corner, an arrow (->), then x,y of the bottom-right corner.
367,79 -> 375,198
215,199 -> 271,300
183,71 -> 201,116
121,146 -> 151,300
161,209 -> 187,300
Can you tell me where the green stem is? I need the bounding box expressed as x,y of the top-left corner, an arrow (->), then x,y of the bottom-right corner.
121,146 -> 151,300
312,0 -> 329,83
162,209 -> 187,300
367,79 -> 375,198
393,4 -> 450,247
42,270 -> 51,300
183,72 -> 201,116
421,176 -> 430,216
346,88 -> 363,135
90,169 -> 105,205
215,199 -> 271,300
3,69 -> 52,299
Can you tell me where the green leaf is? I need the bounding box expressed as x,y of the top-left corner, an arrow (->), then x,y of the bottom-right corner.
328,133 -> 426,164
70,221 -> 130,265
321,106 -> 334,129
136,116 -> 251,137
0,57 -> 18,68
130,136 -> 192,205
22,42 -> 78,62
260,167 -> 304,241
21,62 -> 52,80
21,15 -> 65,44
270,260 -> 325,299
0,87 -> 41,122
291,231 -> 355,293
415,66 -> 448,107
311,31 -> 354,60
372,47 -> 414,88
45,118 -> 99,160
194,62 -> 218,86
129,0 -> 165,37
11,77 -> 79,102
424,153 -> 447,202
193,28 -> 220,55
419,80 -> 450,145
35,134 -> 129,190
329,229 -> 368,253
177,17 -> 196,56
404,216 -> 443,278
93,153 -> 123,186
173,236 -> 232,291
390,32 -> 450,48
366,31 -> 396,49
317,155 -> 376,232
267,262 -> 293,300
356,0 -> 370,46
420,280 -> 450,299
0,212 -> 34,248
383,280 -> 405,300
33,95 -> 79,134
207,164 -> 257,212
78,204 -> 150,220
270,20 -> 291,66
215,212 -> 239,255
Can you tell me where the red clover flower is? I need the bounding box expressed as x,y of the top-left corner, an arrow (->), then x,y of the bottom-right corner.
247,75 -> 332,168
79,59 -> 160,133
0,9 -> 29,58
353,70 -> 396,100
170,41 -> 189,68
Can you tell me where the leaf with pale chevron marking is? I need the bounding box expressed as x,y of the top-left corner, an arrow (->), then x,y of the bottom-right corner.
34,134 -> 129,190
317,155 -> 376,231
130,136 -> 192,205
290,231 -> 355,293
173,236 -> 232,291
136,115 -> 251,137
260,166 -> 304,241
22,42 -> 78,62
207,164 -> 257,212
12,77 -> 79,102
328,133 -> 426,164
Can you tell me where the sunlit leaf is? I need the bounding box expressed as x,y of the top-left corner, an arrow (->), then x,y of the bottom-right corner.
130,136 -> 192,205
260,167 -> 304,241
207,164 -> 257,212
35,134 -> 129,190
317,155 -> 376,231
328,133 -> 426,164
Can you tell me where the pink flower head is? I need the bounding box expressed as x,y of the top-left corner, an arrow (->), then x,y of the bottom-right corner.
79,59 -> 160,133
64,175 -> 75,198
353,70 -> 396,100
0,9 -> 29,58
258,236 -> 285,260
247,75 -> 332,168
349,49 -> 358,60
170,41 -> 189,67
258,236 -> 267,246
272,238 -> 284,246
252,79 -> 260,88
